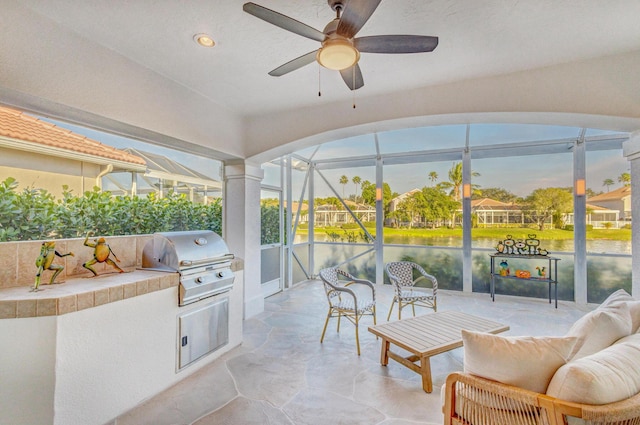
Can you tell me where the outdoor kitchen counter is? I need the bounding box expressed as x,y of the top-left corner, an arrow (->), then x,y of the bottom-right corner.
0,269 -> 179,319
0,257 -> 244,319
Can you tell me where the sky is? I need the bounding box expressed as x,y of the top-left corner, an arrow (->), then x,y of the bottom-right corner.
42,118 -> 628,200
294,124 -> 629,199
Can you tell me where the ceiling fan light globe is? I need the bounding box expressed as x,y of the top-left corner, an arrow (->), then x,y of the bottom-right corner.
317,39 -> 359,70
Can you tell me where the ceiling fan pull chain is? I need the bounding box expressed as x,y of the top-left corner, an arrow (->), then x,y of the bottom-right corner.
318,66 -> 322,97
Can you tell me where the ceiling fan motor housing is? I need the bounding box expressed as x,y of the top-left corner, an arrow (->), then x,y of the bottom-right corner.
328,0 -> 344,13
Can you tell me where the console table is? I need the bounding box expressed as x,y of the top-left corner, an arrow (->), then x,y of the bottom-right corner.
489,254 -> 560,308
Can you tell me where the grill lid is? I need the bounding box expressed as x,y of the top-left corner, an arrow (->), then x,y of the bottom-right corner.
142,230 -> 233,272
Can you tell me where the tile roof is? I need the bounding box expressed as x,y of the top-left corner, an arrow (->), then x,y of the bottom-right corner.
471,197 -> 516,208
0,106 -> 145,166
587,186 -> 631,202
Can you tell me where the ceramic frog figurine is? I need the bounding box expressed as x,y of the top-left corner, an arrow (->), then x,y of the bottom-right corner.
33,241 -> 74,291
82,233 -> 124,276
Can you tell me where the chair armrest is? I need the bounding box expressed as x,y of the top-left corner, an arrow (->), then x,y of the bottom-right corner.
344,279 -> 376,305
413,264 -> 437,289
351,278 -> 375,292
552,391 -> 640,424
445,372 -> 640,425
444,372 -> 555,425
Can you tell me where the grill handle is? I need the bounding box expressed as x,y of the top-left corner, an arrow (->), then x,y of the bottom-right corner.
179,254 -> 235,268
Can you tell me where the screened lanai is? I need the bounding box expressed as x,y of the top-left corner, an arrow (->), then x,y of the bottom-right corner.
260,123 -> 632,305
101,147 -> 222,203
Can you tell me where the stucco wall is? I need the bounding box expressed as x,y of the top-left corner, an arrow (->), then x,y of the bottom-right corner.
245,49 -> 640,162
0,270 -> 244,425
0,149 -> 101,197
0,316 -> 57,424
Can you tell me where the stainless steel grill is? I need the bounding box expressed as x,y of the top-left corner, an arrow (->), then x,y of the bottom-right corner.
141,230 -> 235,306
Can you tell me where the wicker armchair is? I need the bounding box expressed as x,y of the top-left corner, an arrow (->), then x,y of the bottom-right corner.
444,372 -> 640,425
385,261 -> 437,321
318,267 -> 376,355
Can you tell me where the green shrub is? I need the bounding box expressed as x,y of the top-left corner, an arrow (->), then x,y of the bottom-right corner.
0,177 -> 222,242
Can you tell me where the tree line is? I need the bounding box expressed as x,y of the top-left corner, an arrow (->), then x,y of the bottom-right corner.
331,162 -> 628,231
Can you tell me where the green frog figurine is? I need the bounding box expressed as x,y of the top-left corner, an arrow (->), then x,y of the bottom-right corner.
33,241 -> 74,292
82,233 -> 124,276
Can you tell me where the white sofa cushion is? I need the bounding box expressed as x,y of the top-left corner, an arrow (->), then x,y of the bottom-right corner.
565,301 -> 631,360
461,330 -> 577,394
546,333 -> 640,405
599,289 -> 640,333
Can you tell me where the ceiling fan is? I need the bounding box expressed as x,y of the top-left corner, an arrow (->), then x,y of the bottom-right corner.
243,0 -> 438,91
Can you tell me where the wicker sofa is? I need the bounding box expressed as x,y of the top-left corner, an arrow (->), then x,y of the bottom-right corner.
443,289 -> 640,425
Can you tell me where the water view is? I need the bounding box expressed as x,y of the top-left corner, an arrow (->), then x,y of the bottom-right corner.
299,232 -> 631,305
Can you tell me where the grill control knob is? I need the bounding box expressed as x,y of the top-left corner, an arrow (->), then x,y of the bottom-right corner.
195,277 -> 204,284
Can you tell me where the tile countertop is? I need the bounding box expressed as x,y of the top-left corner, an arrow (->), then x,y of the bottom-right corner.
0,269 -> 179,319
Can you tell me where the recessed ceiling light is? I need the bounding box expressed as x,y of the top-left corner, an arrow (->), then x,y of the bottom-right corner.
193,33 -> 215,48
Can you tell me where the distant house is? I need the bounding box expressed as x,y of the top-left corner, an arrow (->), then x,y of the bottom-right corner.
587,186 -> 632,220
0,106 -> 145,197
388,188 -> 421,213
313,200 -> 375,226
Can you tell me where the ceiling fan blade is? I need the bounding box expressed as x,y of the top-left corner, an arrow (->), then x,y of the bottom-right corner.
355,35 -> 439,53
243,2 -> 325,42
268,50 -> 319,77
339,64 -> 364,91
337,0 -> 382,39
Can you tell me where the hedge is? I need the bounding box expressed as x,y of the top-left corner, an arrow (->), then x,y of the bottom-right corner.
0,177 -> 222,242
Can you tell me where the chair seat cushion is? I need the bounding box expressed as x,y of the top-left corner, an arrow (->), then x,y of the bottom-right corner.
399,288 -> 434,300
462,330 -> 578,394
547,333 -> 640,405
331,298 -> 375,313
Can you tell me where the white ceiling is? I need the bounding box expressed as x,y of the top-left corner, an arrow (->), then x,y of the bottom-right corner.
15,0 -> 640,116
2,1 -> 640,161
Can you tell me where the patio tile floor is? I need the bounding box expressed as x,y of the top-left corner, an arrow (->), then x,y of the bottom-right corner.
113,280 -> 592,425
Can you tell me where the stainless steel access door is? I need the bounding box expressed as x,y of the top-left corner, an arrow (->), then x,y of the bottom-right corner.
178,297 -> 229,370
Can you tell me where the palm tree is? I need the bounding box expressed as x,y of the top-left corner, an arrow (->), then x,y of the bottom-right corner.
428,171 -> 438,186
352,176 -> 361,202
439,162 -> 479,202
602,178 -> 615,192
339,175 -> 349,198
618,172 -> 631,187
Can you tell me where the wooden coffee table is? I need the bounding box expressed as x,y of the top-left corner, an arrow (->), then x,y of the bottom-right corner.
368,310 -> 509,393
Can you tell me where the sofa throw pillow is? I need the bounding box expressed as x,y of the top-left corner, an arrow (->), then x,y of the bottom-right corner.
565,302 -> 631,360
461,330 -> 577,394
547,333 -> 640,405
599,289 -> 640,333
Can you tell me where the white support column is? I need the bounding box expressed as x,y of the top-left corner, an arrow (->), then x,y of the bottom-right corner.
623,131 -> 640,297
573,133 -> 587,304
224,161 -> 264,319
308,164 -> 315,276
375,156 -> 384,285
286,156 -> 293,289
462,148 -> 472,293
